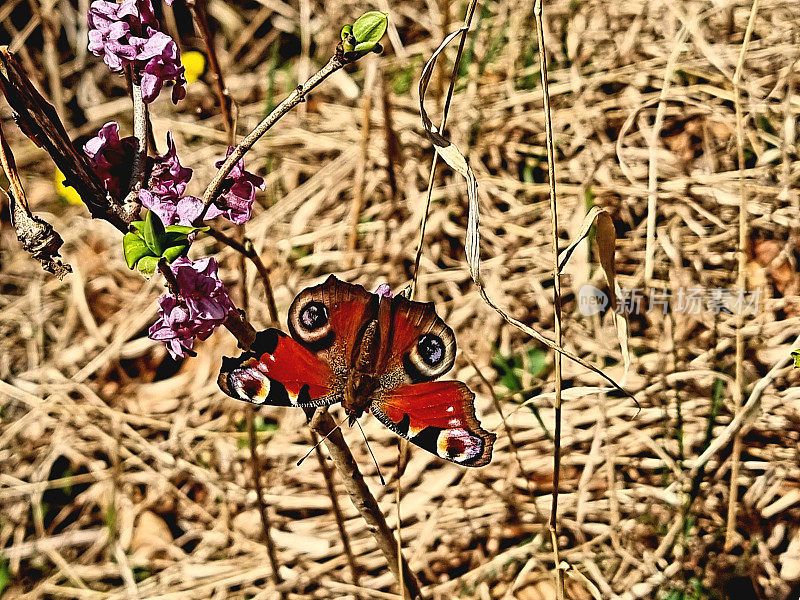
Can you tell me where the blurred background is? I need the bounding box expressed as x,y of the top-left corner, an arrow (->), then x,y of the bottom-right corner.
2,0 -> 800,598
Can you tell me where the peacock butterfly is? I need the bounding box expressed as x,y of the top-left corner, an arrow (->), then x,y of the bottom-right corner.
218,275 -> 495,467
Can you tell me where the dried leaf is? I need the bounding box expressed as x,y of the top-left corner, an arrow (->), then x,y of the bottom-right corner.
0,46 -> 127,231
0,119 -> 70,278
419,28 -> 481,284
558,206 -> 630,380
417,31 -> 633,401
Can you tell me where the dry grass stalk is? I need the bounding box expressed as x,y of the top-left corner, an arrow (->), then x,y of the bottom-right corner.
725,0 -> 761,552
532,1 -> 565,597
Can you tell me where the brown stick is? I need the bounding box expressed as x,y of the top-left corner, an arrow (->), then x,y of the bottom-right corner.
309,411 -> 424,600
198,48 -> 352,221
206,227 -> 279,326
725,0 -> 760,552
247,409 -> 284,585
311,431 -> 362,591
186,0 -> 235,145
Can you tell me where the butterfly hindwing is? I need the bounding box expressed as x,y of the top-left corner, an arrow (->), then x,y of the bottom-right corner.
218,329 -> 341,407
371,381 -> 495,467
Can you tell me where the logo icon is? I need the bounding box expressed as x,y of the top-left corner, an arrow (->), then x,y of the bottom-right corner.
577,284 -> 608,316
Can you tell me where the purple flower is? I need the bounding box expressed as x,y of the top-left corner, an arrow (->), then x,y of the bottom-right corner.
137,31 -> 187,103
139,132 -> 199,226
148,257 -> 236,358
374,284 -> 393,298
88,0 -> 185,104
149,132 -> 192,196
206,148 -> 265,224
83,121 -> 137,199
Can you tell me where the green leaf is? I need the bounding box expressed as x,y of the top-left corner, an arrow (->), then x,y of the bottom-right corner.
142,210 -> 165,256
525,347 -> 548,379
164,224 -> 208,235
0,557 -> 9,598
162,244 -> 188,263
122,232 -> 154,269
130,220 -> 146,234
137,255 -> 160,276
792,349 -> 800,368
340,24 -> 353,42
350,11 -> 388,52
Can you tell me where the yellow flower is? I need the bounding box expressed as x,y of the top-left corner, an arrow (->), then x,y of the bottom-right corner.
54,168 -> 83,205
181,50 -> 207,85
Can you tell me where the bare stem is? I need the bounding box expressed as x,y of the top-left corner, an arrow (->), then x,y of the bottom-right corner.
533,0 -> 564,597
247,408 -> 284,585
311,431 -> 362,591
410,0 -> 480,296
206,227 -> 279,324
309,411 -> 424,600
187,0 -> 235,145
124,71 -> 148,221
725,0 -> 760,553
198,51 -> 349,222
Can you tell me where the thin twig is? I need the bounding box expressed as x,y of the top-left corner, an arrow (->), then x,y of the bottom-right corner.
309,411 -> 424,600
187,0 -> 235,145
311,431 -> 362,593
198,48 -> 353,221
123,70 -> 148,221
247,409 -> 284,586
206,227 -> 279,324
410,0 -> 480,296
725,0 -> 760,552
533,1 -> 565,597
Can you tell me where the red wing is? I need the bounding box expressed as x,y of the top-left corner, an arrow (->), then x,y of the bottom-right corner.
375,295 -> 457,387
371,382 -> 495,467
218,329 -> 342,407
287,275 -> 378,374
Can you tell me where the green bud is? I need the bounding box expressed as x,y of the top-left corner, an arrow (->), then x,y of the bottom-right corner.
792,349 -> 800,368
122,232 -> 154,270
142,210 -> 165,256
137,255 -> 160,276
348,11 -> 388,53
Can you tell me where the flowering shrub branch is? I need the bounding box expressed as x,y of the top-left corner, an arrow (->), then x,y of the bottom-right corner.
0,3 -> 415,596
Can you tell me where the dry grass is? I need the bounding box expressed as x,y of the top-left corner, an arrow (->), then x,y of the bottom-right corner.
2,0 -> 800,598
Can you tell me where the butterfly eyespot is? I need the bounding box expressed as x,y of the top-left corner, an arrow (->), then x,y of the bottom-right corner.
405,328 -> 455,381
299,302 -> 328,331
289,298 -> 334,347
418,334 -> 444,366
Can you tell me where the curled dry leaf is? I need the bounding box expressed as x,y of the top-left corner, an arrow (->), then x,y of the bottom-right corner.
418,31 -> 633,401
558,205 -> 630,380
0,119 -> 71,278
419,27 -> 480,284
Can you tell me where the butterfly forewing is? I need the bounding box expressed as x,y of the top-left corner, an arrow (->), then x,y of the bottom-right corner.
288,275 -> 379,374
219,329 -> 342,407
371,381 -> 495,467
376,295 -> 457,388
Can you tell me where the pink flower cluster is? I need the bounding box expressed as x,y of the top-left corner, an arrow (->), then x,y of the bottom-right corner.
148,257 -> 236,358
88,0 -> 185,103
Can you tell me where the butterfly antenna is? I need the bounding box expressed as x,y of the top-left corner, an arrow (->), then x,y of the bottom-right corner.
355,419 -> 385,485
297,417 -> 345,467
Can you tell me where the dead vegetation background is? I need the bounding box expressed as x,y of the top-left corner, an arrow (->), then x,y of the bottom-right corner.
2,0 -> 800,598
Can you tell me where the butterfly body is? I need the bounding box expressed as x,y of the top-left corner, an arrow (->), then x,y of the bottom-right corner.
219,275 -> 495,467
